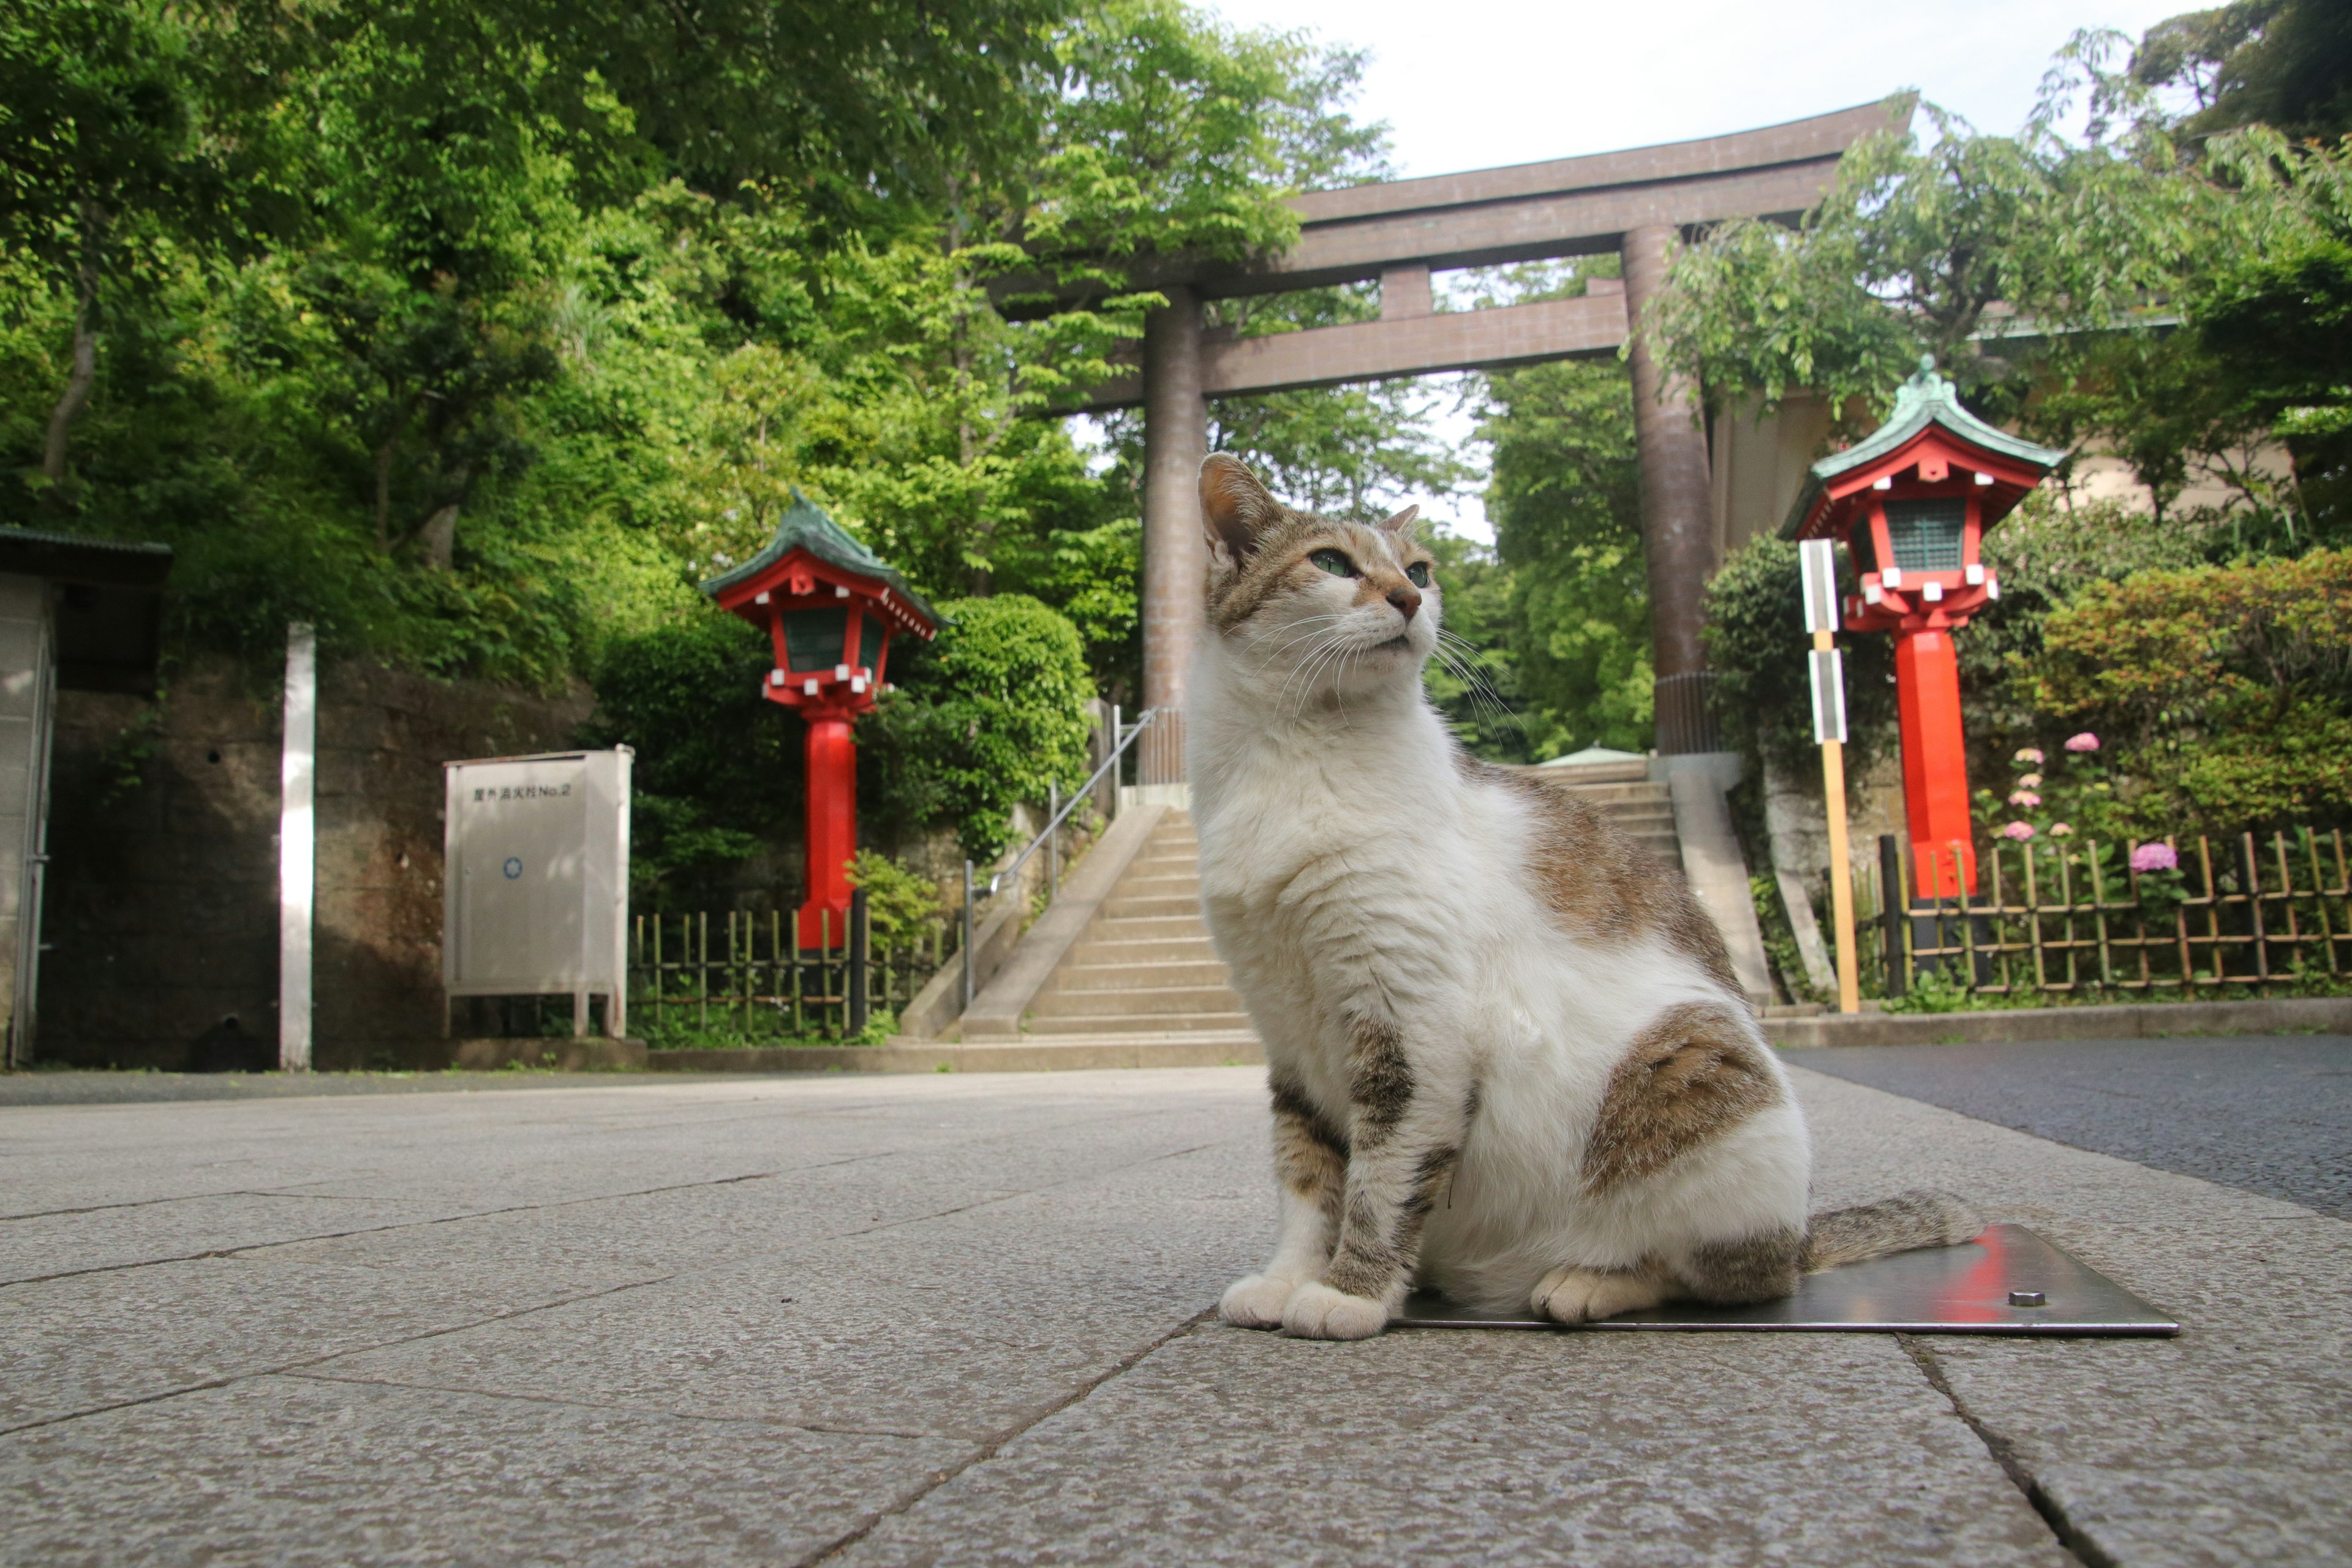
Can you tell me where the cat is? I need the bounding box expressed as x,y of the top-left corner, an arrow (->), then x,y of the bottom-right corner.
1185,453 -> 1979,1340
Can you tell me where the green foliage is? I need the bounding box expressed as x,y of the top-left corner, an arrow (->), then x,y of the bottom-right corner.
2021,548 -> 2352,834
2133,0 -> 2352,143
578,614 -> 791,906
1474,270 -> 1650,758
847,849 -> 948,949
864,595 -> 1093,859
1419,529 -> 1528,761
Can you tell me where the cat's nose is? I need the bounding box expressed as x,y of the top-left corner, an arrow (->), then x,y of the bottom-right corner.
1387,584 -> 1421,620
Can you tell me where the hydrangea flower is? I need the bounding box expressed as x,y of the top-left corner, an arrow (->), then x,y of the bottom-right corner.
2051,823 -> 2074,837
2130,842 -> 2178,873
2001,821 -> 2036,840
2008,790 -> 2041,807
2065,732 -> 2100,753
2014,748 -> 2045,764
2017,773 -> 2043,788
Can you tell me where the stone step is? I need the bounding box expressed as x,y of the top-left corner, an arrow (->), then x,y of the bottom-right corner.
1534,759 -> 1653,784
1022,1010 -> 1256,1036
1558,781 -> 1673,806
1136,850 -> 1198,872
1049,957 -> 1232,992
1104,893 -> 1202,919
1117,872 -> 1202,896
1028,983 -> 1244,1019
1068,934 -> 1222,965
1092,914 -> 1210,941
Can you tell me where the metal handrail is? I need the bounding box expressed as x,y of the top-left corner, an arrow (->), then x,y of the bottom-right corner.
963,707 -> 1161,1009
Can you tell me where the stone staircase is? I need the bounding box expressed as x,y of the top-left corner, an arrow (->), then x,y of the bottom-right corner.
1523,755 -> 1681,866
1019,810 -> 1256,1048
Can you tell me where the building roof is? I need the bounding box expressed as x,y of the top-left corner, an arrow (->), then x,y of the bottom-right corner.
698,492 -> 940,630
0,526 -> 173,586
1781,358 -> 2068,539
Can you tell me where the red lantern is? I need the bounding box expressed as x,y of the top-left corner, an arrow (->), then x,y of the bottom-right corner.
703,494 -> 939,948
1784,360 -> 2063,900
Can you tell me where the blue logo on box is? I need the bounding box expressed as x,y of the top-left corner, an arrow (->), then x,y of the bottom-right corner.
503,857 -> 522,880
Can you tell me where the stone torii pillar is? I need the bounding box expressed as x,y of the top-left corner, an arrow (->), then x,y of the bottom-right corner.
1621,223 -> 1721,756
1139,285 -> 1205,783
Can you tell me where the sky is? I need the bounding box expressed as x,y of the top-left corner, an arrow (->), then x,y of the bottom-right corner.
1192,0 -> 2195,538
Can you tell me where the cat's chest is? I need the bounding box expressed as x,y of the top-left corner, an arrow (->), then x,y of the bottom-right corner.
1196,774 -> 1465,933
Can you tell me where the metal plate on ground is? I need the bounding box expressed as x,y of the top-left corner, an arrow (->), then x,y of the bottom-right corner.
1395,1224 -> 2178,1336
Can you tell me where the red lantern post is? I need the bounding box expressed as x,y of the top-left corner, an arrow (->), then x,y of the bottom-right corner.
1783,359 -> 2063,900
702,495 -> 939,949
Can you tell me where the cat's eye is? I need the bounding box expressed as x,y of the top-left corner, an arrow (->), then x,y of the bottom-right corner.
1405,562 -> 1431,587
1310,549 -> 1357,578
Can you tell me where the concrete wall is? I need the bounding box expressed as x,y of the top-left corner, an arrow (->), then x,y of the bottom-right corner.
39,657 -> 588,1070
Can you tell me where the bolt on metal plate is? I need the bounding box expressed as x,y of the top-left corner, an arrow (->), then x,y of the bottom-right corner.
1393,1224 -> 2177,1336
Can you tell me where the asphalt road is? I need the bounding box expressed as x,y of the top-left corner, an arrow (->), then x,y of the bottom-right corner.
1786,1035 -> 2352,1219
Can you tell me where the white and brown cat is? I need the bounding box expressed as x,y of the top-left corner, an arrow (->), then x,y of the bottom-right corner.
1186,453 -> 1977,1340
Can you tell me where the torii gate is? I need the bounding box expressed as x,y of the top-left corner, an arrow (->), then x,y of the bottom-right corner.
1006,99 -> 1904,782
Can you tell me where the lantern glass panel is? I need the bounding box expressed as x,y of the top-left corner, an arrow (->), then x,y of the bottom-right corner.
860,614 -> 882,669
783,608 -> 847,672
1885,498 -> 1966,571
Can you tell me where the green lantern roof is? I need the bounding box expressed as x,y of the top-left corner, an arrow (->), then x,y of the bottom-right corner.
1781,358 -> 2068,539
698,490 -> 941,629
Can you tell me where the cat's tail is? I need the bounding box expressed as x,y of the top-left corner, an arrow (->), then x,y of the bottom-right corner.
1800,1189 -> 1983,1272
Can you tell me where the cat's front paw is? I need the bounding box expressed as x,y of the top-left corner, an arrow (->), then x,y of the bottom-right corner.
1280,1281 -> 1389,1340
1533,1266 -> 1665,1324
1219,1273 -> 1298,1329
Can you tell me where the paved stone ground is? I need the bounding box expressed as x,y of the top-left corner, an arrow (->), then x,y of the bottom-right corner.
2,1065 -> 2344,1566
1789,1035 -> 2352,1218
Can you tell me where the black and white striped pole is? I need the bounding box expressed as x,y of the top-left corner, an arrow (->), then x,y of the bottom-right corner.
1800,540 -> 1860,1014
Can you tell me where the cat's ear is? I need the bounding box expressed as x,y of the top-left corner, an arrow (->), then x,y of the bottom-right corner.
1377,503 -> 1420,538
1199,454 -> 1282,559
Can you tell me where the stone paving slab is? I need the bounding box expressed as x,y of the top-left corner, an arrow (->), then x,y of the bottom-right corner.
2,1374 -> 968,1568
2,1065 -> 2345,1566
839,1327 -> 2070,1568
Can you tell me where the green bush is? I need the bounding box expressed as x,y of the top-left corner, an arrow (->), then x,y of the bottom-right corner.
863,594 -> 1093,860
579,614 -> 794,906
847,849 -> 948,949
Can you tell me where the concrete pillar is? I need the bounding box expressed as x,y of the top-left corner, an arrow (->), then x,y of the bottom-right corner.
278,622 -> 317,1071
1139,285 -> 1205,783
1621,224 -> 1719,755
0,576 -> 54,1067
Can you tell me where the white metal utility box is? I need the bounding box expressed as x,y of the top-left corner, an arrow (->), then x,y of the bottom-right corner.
442,748 -> 631,1036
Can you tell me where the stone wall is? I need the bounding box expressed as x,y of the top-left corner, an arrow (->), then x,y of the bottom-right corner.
39,657 -> 587,1069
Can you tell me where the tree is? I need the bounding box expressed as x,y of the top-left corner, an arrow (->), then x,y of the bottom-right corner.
2133,1 -> 2352,143
0,0 -> 292,486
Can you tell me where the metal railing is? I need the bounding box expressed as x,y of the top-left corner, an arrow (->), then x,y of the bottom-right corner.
962,707 -> 1163,1009
1853,827 -> 2352,1003
629,894 -> 947,1044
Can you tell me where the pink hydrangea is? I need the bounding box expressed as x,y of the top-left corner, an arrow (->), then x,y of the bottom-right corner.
2130,842 -> 2178,873
2008,790 -> 2041,807
2017,772 -> 2043,788
2014,748 -> 2045,764
2051,823 -> 2074,837
2065,732 -> 2100,753
2001,821 -> 2036,841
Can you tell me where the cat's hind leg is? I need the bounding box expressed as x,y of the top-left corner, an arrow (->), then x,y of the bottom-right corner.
1221,1068 -> 1346,1329
1532,1262 -> 1668,1324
